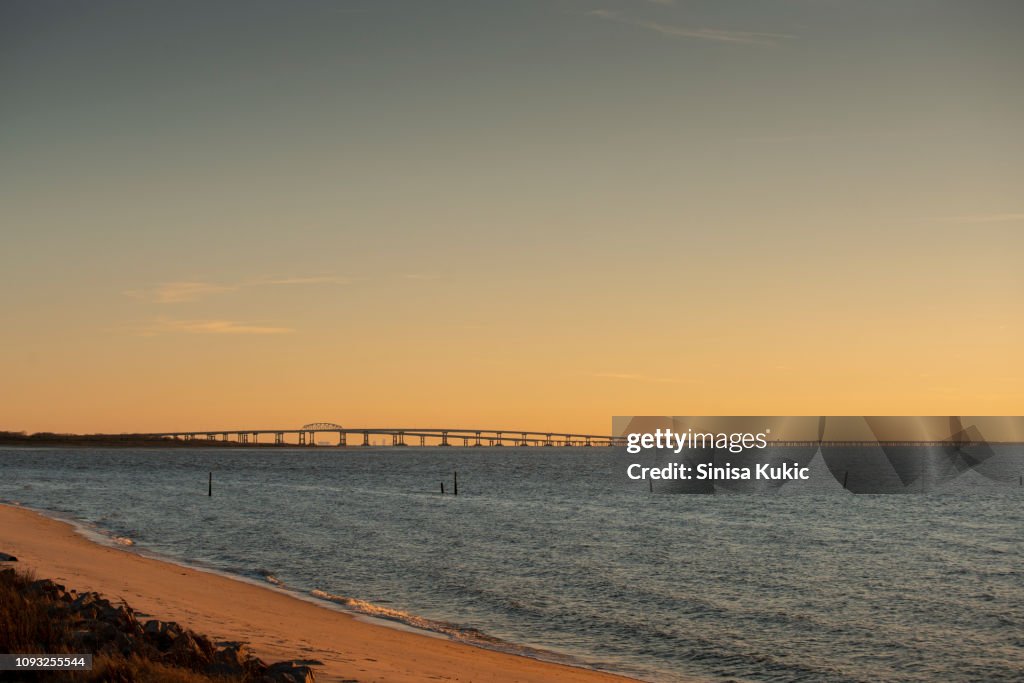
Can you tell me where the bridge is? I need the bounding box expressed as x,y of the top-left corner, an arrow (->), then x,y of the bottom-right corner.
120,423 -> 623,447
103,426 -> 1004,449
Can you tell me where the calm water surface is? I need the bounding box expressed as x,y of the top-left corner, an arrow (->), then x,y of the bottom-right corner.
1,447 -> 1021,682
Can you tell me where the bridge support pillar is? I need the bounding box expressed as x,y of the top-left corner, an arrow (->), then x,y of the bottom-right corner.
308,431 -> 315,446
275,432 -> 283,445
494,432 -> 504,447
585,437 -> 592,447
474,431 -> 482,447
393,432 -> 406,447
298,431 -> 306,446
420,435 -> 426,446
362,431 -> 370,447
545,434 -> 553,447
521,432 -> 529,447
440,431 -> 450,447
338,431 -> 346,447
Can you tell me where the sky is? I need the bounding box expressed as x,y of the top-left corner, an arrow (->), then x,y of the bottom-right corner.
2,0 -> 1022,435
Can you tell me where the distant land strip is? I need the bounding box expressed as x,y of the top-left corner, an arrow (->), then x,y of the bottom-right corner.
0,432 -> 278,448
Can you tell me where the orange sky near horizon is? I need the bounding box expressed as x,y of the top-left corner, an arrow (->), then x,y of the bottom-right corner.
2,1 -> 1022,435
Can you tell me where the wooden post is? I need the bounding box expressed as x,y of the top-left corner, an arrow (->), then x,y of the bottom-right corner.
454,471 -> 458,496
843,471 -> 849,490
649,478 -> 653,493
441,482 -> 445,495
208,472 -> 212,497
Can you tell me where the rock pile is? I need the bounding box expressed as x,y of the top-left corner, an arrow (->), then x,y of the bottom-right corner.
16,572 -> 316,683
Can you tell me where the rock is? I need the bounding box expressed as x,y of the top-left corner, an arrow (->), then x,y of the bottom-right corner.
0,552 -> 17,561
142,619 -> 183,650
70,592 -> 110,619
108,630 -> 138,658
262,661 -> 317,683
71,591 -> 101,609
28,578 -> 65,596
143,619 -> 180,636
207,643 -> 258,677
191,631 -> 214,655
165,630 -> 215,669
72,620 -> 120,651
46,602 -> 70,619
98,602 -> 128,624
111,604 -> 142,635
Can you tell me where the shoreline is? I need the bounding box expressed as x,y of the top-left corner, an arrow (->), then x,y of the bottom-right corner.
0,503 -> 650,683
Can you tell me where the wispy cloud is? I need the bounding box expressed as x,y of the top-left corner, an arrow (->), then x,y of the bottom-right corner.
127,274 -> 350,303
939,213 -> 1024,224
592,372 -> 681,384
587,10 -> 794,47
139,319 -> 294,336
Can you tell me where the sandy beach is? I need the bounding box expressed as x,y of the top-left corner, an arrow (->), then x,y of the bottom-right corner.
0,503 -> 641,683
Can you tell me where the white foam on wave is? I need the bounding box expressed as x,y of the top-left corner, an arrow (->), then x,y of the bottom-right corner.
10,504 -> 139,555
310,589 -> 496,643
258,570 -> 285,587
307,588 -> 582,669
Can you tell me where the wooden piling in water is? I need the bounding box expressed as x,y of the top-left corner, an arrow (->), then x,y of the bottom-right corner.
441,482 -> 444,495
843,471 -> 849,490
208,472 -> 212,497
454,471 -> 458,496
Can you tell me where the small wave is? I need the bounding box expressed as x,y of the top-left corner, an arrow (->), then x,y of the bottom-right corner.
257,569 -> 285,587
307,589 -> 585,669
112,536 -> 135,546
310,589 -> 498,643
